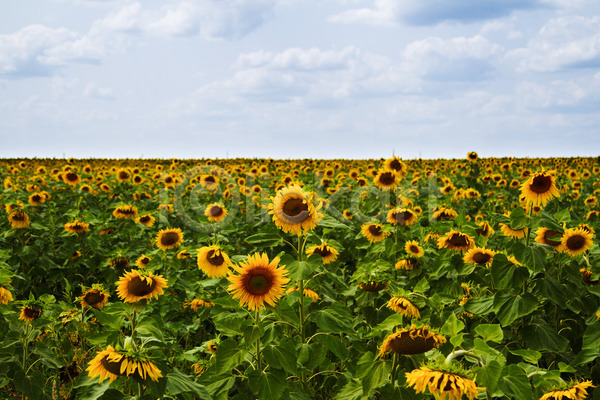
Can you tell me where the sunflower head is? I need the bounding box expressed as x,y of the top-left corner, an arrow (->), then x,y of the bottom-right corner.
561,227 -> 594,257
268,185 -> 322,236
156,228 -> 184,250
387,208 -> 418,226
227,253 -> 290,311
379,325 -> 446,356
197,246 -> 232,278
86,345 -> 163,383
540,380 -> 594,400
136,214 -> 156,227
19,305 -> 42,323
386,296 -> 420,318
405,240 -> 424,258
374,170 -> 399,190
116,270 -> 168,303
0,286 -> 14,304
361,222 -> 390,243
8,209 -> 30,228
64,220 -> 90,234
437,230 -> 474,252
305,243 -> 339,264
81,286 -> 110,310
405,363 -> 484,400
113,205 -> 139,219
204,203 -> 228,222
463,247 -> 496,267
520,171 -> 560,206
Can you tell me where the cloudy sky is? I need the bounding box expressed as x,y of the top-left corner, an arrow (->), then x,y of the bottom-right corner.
1,0 -> 599,160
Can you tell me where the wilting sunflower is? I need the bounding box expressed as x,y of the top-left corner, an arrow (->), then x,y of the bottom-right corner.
86,345 -> 163,383
28,192 -> 45,206
437,230 -> 474,252
268,185 -> 322,235
581,268 -> 598,286
227,253 -> 290,311
405,365 -> 484,400
379,325 -> 446,356
80,286 -> 110,310
186,299 -> 214,311
136,214 -> 155,227
387,296 -> 420,319
475,221 -> 494,238
64,220 -> 90,234
520,171 -> 560,206
539,380 -> 594,400
286,286 -> 320,302
561,227 -> 594,257
499,223 -> 527,239
387,208 -> 418,226
19,305 -> 42,322
374,170 -> 400,190
112,205 -> 138,219
361,222 -> 390,243
8,209 -> 30,228
432,206 -> 458,221
0,286 -> 14,304
116,270 -> 168,303
197,246 -> 232,278
405,241 -> 424,258
204,203 -> 228,222
463,247 -> 496,267
395,259 -> 418,270
156,228 -> 183,250
305,243 -> 339,264
535,227 -> 563,250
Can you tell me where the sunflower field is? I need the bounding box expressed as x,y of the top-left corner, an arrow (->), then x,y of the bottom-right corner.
0,155 -> 599,400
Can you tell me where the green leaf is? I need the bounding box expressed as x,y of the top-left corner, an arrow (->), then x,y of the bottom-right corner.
335,376 -> 365,400
317,334 -> 349,360
12,368 -> 44,400
464,296 -> 494,315
474,324 -> 503,343
520,245 -> 546,274
491,253 -> 529,291
509,207 -> 529,230
520,323 -> 569,353
440,312 -> 465,337
313,303 -> 354,334
287,260 -> 314,281
247,369 -> 286,400
473,359 -> 503,394
245,232 -> 283,247
166,368 -> 212,398
493,292 -> 538,326
214,339 -> 247,374
571,321 -> 600,366
509,349 -> 542,364
498,364 -> 534,400
262,338 -> 298,374
356,352 -> 390,396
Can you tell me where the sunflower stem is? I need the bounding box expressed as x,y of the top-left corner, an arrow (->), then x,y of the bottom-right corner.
525,203 -> 534,246
391,353 -> 398,387
255,309 -> 262,372
445,350 -> 484,367
22,323 -> 31,370
297,234 -> 308,390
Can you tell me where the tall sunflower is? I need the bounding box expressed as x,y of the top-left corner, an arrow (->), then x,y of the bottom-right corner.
8,209 -> 30,228
305,243 -> 339,264
268,185 -> 322,235
387,208 -> 418,226
405,365 -> 484,400
539,380 -> 594,400
227,253 -> 290,311
197,246 -> 232,278
116,270 -> 168,303
156,228 -> 183,250
379,325 -> 446,356
387,296 -> 420,319
361,222 -> 390,243
204,203 -> 228,222
520,171 -> 560,206
437,230 -> 474,252
383,156 -> 407,175
80,286 -> 110,310
86,345 -> 163,383
561,228 -> 594,257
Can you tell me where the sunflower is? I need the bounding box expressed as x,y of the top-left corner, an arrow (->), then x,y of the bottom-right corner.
305,243 -> 339,264
86,345 -> 163,383
395,259 -> 418,270
387,296 -> 420,318
204,203 -> 228,222
0,286 -> 13,304
499,223 -> 527,239
374,170 -> 399,190
8,209 -> 30,228
80,287 -> 110,310
112,205 -> 138,219
116,270 -> 168,303
540,380 -> 594,400
581,268 -> 599,286
186,299 -> 214,311
384,156 -> 407,174
463,247 -> 496,267
63,172 -> 80,186
405,240 -> 424,258
379,325 -> 446,356
268,185 -> 322,235
432,206 -> 458,221
387,208 -> 418,226
520,171 -> 560,206
437,230 -> 474,252
136,214 -> 155,227
64,220 -> 90,234
475,221 -> 494,238
156,228 -> 183,250
405,365 -> 484,400
227,253 -> 290,311
28,192 -> 45,206
197,246 -> 232,278
19,305 -> 42,322
361,222 -> 390,243
561,227 -> 594,257
116,168 -> 131,182
534,227 -> 563,250
467,152 -> 478,162
286,287 -> 320,302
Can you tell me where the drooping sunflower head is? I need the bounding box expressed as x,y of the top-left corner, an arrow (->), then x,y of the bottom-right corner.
475,221 -> 494,238
268,185 -> 322,236
156,228 -> 184,250
520,171 -> 560,206
204,203 -> 228,223
81,287 -> 110,310
361,222 -> 390,243
112,205 -> 139,219
186,298 -> 214,312
387,208 -> 418,226
197,246 -> 232,278
379,325 -> 446,356
116,270 -> 168,303
227,253 -> 290,311
561,227 -> 594,257
405,363 -> 484,400
387,296 -> 420,319
86,345 -> 163,383
305,243 -> 339,264
136,214 -> 156,227
499,223 -> 527,239
19,305 -> 42,323
405,240 -> 424,258
437,230 -> 474,252
540,380 -> 594,400
64,220 -> 90,234
432,206 -> 458,221
463,247 -> 496,267
286,286 -> 320,302
8,209 -> 30,228
395,258 -> 419,270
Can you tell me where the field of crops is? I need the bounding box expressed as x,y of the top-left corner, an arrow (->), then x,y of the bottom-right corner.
0,155 -> 599,400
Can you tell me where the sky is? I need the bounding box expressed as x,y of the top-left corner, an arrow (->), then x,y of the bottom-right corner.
0,0 -> 599,160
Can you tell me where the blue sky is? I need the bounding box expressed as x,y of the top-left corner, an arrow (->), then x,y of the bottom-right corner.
1,0 -> 599,159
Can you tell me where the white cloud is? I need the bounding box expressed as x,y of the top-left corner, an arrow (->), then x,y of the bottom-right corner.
510,16 -> 600,72
84,82 -> 115,100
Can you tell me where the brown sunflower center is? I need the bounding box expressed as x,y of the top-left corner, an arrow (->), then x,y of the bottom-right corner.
160,232 -> 181,246
389,331 -> 437,355
389,159 -> 402,171
140,216 -> 151,223
313,247 -> 332,257
378,172 -> 396,186
566,234 -> 586,250
83,290 -> 105,305
409,245 -> 419,254
65,172 -> 78,182
209,206 -> 224,217
282,198 -> 310,223
31,195 -> 42,202
543,230 -> 562,246
118,171 -> 129,179
204,176 -> 216,183
530,175 -> 552,194
448,234 -> 469,247
207,250 -> 225,266
472,252 -> 491,264
24,306 -> 41,320
244,268 -> 274,295
368,224 -> 382,236
127,276 -> 157,296
393,211 -> 413,223
12,211 -> 25,221
100,355 -> 124,376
